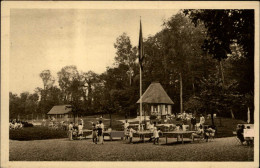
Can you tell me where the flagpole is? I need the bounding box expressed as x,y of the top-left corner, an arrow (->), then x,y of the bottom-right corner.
139,17 -> 143,129
140,66 -> 142,127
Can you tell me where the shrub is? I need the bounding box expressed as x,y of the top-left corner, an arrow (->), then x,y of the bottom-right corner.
150,115 -> 157,120
10,126 -> 67,141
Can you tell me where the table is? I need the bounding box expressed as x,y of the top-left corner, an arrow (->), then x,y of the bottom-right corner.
163,131 -> 195,144
244,129 -> 254,146
136,131 -> 153,143
103,131 -> 125,141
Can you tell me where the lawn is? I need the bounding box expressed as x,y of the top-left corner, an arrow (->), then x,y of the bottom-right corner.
9,137 -> 254,161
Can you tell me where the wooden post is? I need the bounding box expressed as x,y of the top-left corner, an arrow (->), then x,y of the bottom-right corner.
180,73 -> 183,114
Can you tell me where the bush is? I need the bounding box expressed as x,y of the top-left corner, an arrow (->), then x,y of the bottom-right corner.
21,122 -> 34,127
150,115 -> 157,120
10,126 -> 67,141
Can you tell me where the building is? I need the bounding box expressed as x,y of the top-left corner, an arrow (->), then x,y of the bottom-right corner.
47,105 -> 73,119
137,82 -> 174,119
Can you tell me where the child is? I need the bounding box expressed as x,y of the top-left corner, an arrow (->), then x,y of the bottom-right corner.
92,123 -> 97,144
124,127 -> 129,140
153,127 -> 161,145
78,123 -> 83,140
129,127 -> 136,143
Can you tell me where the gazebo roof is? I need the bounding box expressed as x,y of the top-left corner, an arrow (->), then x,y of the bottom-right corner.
136,82 -> 174,104
47,105 -> 72,115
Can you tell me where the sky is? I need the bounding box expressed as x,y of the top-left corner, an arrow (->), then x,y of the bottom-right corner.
10,9 -> 179,94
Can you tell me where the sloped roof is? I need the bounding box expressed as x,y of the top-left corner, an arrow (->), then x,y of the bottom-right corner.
137,82 -> 174,104
47,105 -> 72,115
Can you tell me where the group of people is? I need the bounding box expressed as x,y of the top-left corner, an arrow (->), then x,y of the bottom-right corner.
68,119 -> 84,140
191,124 -> 215,142
91,120 -> 104,144
124,120 -> 162,145
236,124 -> 253,146
9,119 -> 23,129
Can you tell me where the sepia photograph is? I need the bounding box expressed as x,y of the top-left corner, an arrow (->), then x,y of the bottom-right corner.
1,1 -> 259,168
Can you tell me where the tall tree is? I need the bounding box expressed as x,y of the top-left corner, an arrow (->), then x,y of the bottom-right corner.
183,9 -> 254,93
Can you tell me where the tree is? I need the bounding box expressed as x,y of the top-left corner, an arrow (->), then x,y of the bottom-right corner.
114,33 -> 138,85
142,12 -> 216,114
183,9 -> 254,93
81,71 -> 99,112
39,70 -> 55,90
57,65 -> 80,102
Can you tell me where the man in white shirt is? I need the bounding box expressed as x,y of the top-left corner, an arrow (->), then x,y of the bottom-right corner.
68,122 -> 73,141
200,114 -> 205,125
78,123 -> 83,140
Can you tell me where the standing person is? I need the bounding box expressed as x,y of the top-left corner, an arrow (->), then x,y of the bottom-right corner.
124,120 -> 129,140
129,127 -> 136,143
97,120 -> 104,144
68,122 -> 73,141
78,123 -> 83,140
80,119 -> 84,128
92,123 -> 98,144
153,127 -> 161,145
191,115 -> 197,131
148,121 -> 155,142
200,114 -> 205,126
236,124 -> 245,144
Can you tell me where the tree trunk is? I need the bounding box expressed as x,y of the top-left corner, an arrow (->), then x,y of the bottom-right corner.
211,112 -> 215,126
109,112 -> 112,128
180,73 -> 183,114
231,109 -> 235,119
219,60 -> 225,86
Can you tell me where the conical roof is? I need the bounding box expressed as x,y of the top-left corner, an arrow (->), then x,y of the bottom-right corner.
47,105 -> 72,115
137,82 -> 174,104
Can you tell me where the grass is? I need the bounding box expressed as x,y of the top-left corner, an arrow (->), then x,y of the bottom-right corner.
9,137 -> 254,161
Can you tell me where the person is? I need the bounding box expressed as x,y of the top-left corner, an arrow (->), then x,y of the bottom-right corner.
204,126 -> 215,142
68,122 -> 73,141
78,123 -> 83,140
153,127 -> 161,145
80,119 -> 84,128
97,120 -> 104,144
236,124 -> 245,144
199,114 -> 205,126
148,122 -> 155,142
191,124 -> 204,141
72,123 -> 78,140
92,123 -> 98,144
124,120 -> 129,140
129,127 -> 136,143
124,120 -> 129,129
191,115 -> 197,131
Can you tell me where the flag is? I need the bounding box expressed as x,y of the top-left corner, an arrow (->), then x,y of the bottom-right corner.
138,20 -> 144,71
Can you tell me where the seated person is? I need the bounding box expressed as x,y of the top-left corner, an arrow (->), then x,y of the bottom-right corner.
191,124 -> 204,141
204,126 -> 215,142
236,124 -> 245,144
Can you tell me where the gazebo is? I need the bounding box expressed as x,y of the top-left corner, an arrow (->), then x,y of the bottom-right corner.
137,82 -> 174,120
47,105 -> 73,119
